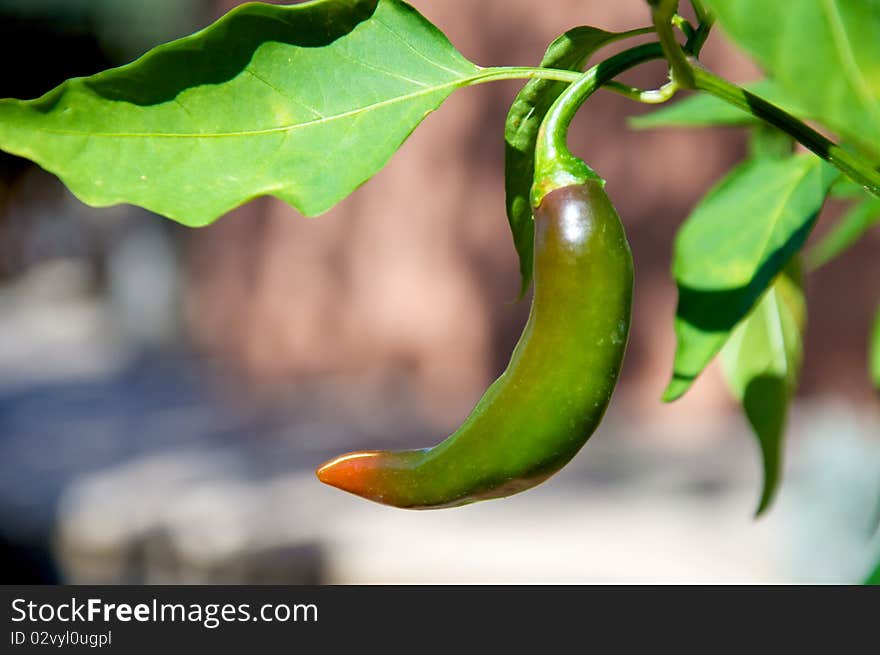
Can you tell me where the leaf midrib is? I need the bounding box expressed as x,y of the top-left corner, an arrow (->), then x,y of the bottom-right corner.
7,71 -> 485,140
762,286 -> 789,377
681,159 -> 818,286
750,160 -> 818,275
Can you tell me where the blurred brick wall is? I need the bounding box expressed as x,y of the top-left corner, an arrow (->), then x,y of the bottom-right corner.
184,0 -> 879,432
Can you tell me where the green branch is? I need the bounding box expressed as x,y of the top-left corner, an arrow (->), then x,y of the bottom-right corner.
532,42 -> 666,203
692,65 -> 880,198
604,80 -> 678,104
469,67 -> 582,86
479,18 -> 880,199
685,10 -> 714,55
470,61 -> 676,105
647,1 -> 879,198
650,0 -> 695,88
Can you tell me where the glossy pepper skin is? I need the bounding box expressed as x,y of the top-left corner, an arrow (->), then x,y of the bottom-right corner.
316,182 -> 633,508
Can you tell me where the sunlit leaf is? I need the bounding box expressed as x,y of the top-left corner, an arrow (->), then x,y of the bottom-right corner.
721,259 -> 805,516
748,123 -> 794,161
807,195 -> 880,269
664,155 -> 836,401
0,0 -> 480,225
866,551 -> 880,584
830,175 -> 872,199
703,0 -> 880,155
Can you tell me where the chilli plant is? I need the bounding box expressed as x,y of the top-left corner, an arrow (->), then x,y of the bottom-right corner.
0,0 -> 878,582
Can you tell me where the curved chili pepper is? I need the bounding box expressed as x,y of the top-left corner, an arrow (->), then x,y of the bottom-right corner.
315,45 -> 662,508
317,182 -> 632,508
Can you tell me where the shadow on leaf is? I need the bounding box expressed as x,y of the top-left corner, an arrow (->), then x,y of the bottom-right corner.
30,0 -> 380,109
676,213 -> 815,334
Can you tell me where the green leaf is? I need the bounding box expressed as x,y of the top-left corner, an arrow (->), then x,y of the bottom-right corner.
866,551 -> 880,585
630,79 -> 802,129
0,0 -> 480,225
807,195 -> 880,269
830,175 -> 871,199
664,154 -> 837,401
504,26 -> 636,297
702,0 -> 880,155
871,304 -> 880,391
721,259 -> 805,516
748,124 -> 794,161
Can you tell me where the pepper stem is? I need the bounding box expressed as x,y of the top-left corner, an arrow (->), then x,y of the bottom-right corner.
532,42 -> 665,207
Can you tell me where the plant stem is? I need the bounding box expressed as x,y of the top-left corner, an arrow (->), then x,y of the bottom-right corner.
690,0 -> 710,25
650,1 -> 878,197
532,42 -> 665,203
477,42 -> 880,198
685,11 -> 714,55
616,26 -> 659,40
672,15 -> 695,41
469,23 -> 657,87
651,0 -> 695,88
474,66 -> 677,105
604,80 -> 678,104
469,67 -> 582,85
538,42 -> 665,156
472,23 -> 656,87
692,65 -> 880,198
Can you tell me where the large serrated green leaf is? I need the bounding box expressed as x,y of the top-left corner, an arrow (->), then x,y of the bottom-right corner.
807,195 -> 880,269
703,0 -> 880,155
630,79 -> 802,129
664,155 -> 837,401
504,26 -> 637,297
0,0 -> 480,225
721,259 -> 805,516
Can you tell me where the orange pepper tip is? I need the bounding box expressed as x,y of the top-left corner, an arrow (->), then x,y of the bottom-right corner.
315,450 -> 385,496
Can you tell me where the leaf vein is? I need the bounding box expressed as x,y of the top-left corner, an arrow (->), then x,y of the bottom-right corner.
755,161 -> 818,269
27,75 -> 473,140
244,68 -> 326,119
332,48 -> 431,88
371,16 -> 466,78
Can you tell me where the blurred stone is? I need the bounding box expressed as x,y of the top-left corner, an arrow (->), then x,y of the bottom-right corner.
57,460 -> 326,584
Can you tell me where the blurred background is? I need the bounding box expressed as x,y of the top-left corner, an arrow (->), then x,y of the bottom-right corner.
0,0 -> 878,584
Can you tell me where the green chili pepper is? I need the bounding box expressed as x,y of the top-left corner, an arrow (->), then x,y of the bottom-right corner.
316,44 -> 662,508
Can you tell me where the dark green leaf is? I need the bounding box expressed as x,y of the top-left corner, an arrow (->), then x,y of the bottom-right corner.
830,175 -> 872,199
702,0 -> 880,155
0,0 -> 480,225
504,26 -> 636,296
748,124 -> 794,161
866,551 -> 880,584
630,79 -> 802,129
721,259 -> 805,516
664,155 -> 836,401
807,196 -> 880,269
